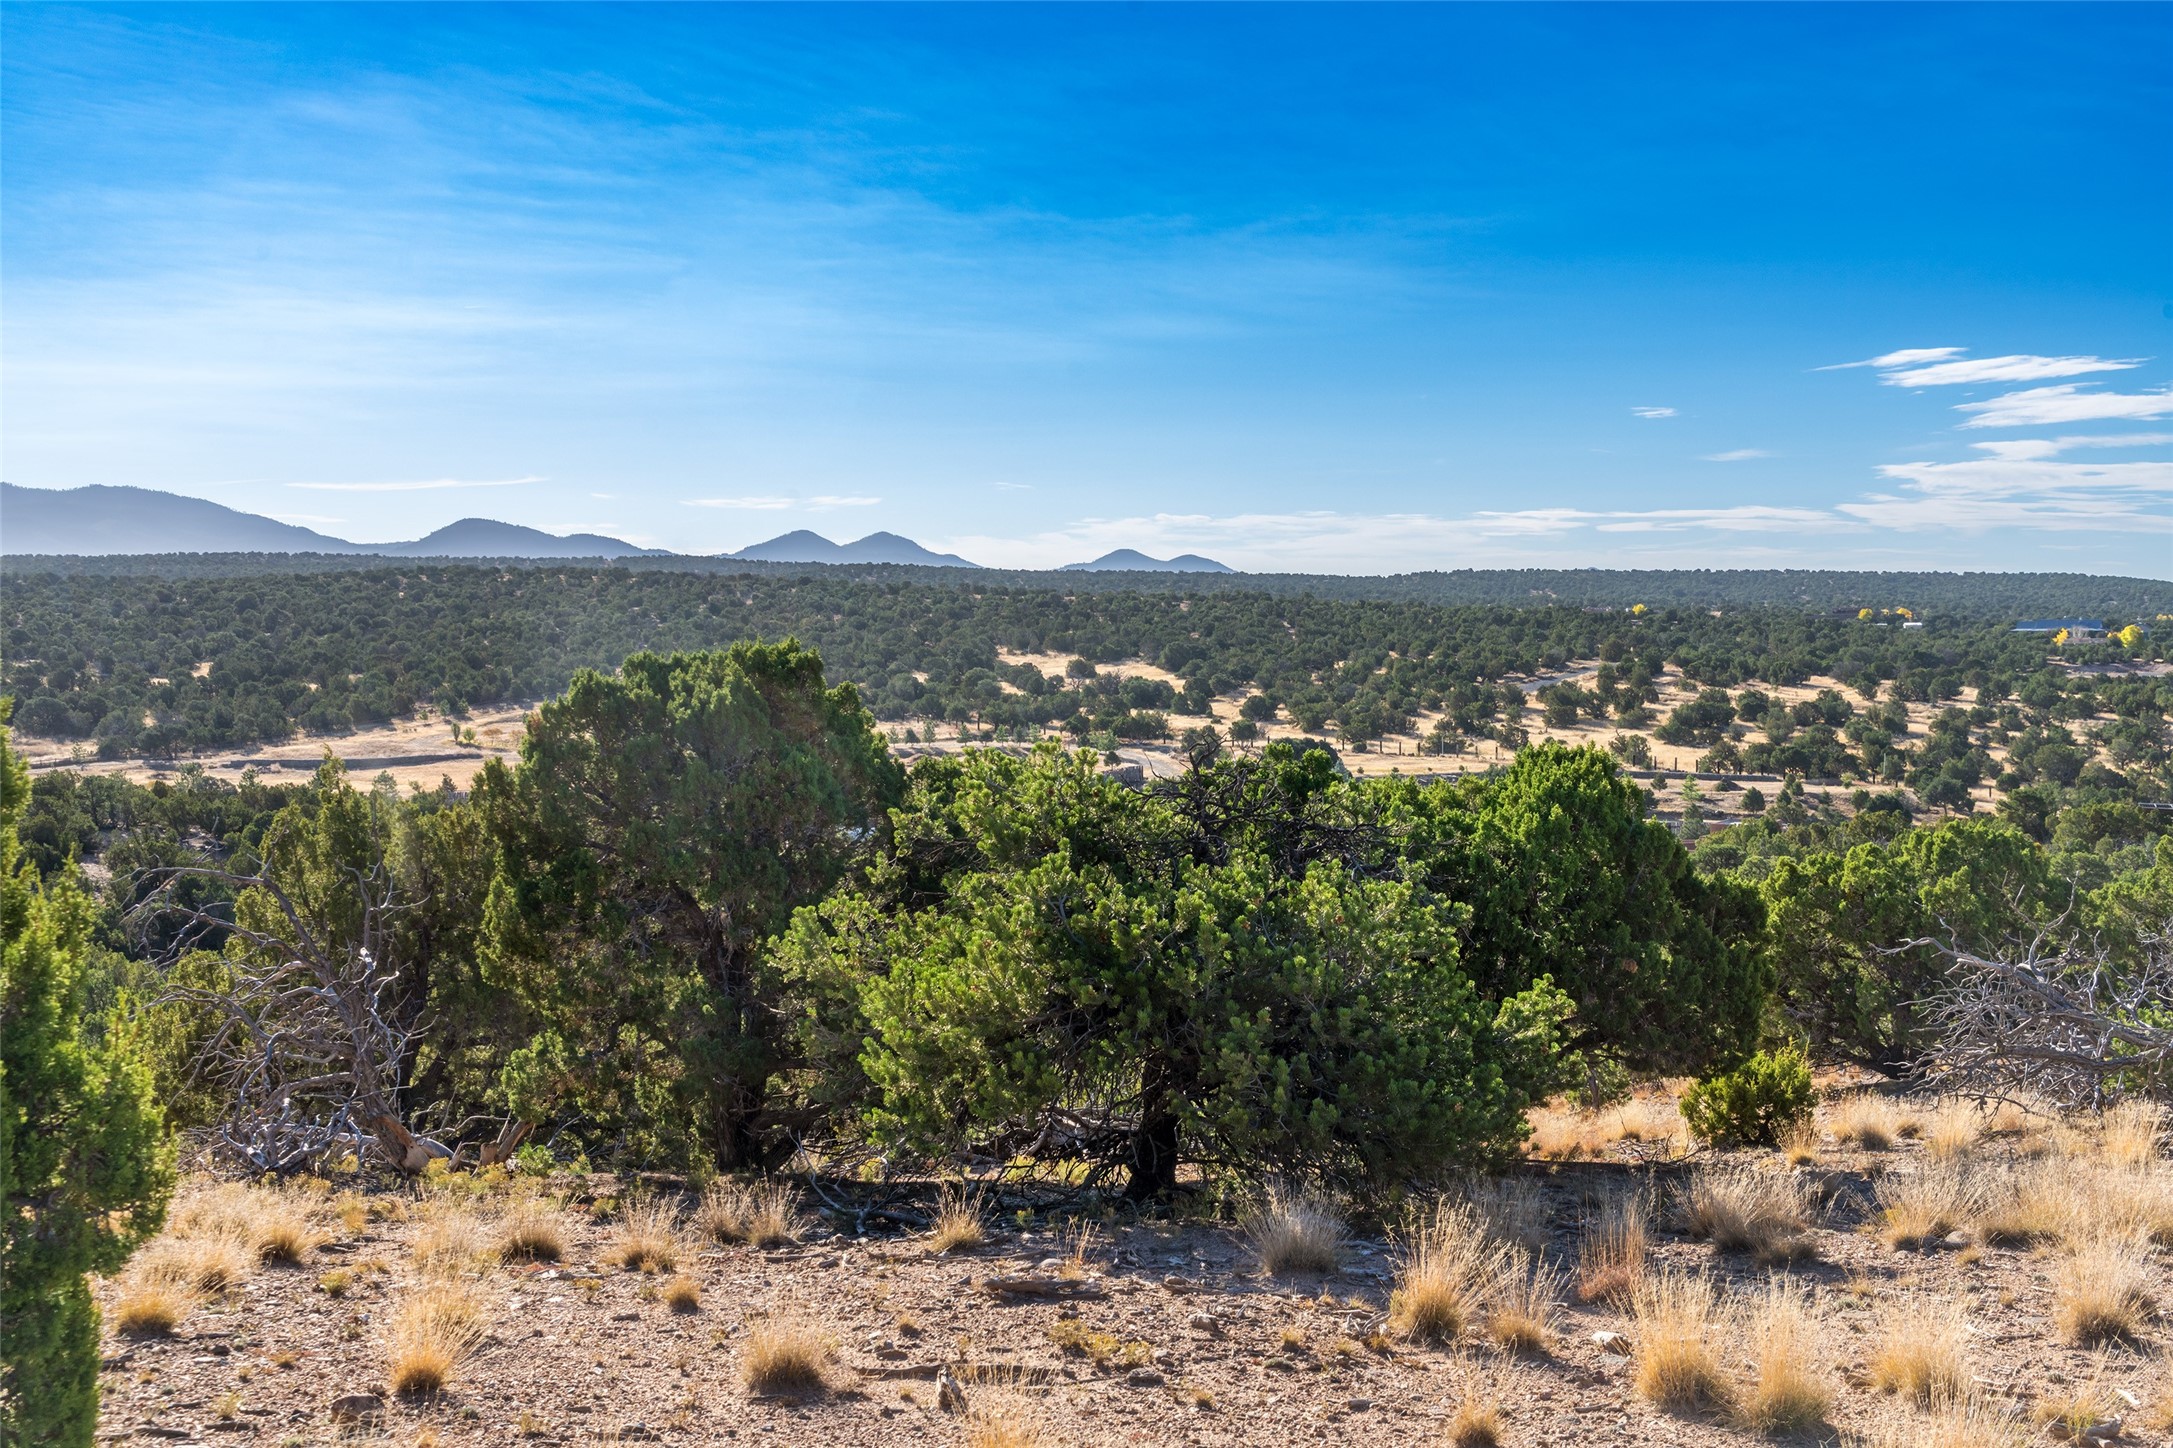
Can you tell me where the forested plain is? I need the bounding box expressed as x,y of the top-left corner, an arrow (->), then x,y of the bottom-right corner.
8,558 -> 2173,1444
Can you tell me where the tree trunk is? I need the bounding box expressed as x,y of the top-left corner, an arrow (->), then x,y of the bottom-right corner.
1123,1110 -> 1180,1200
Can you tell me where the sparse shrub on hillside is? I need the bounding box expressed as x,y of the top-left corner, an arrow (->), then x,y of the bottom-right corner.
1680,1048 -> 1815,1147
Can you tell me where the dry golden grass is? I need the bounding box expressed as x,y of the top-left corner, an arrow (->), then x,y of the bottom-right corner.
2030,1353 -> 2120,1442
1630,1271 -> 1728,1409
1831,1093 -> 1902,1151
1732,1280 -> 1830,1434
661,1274 -> 701,1313
1856,1395 -> 2032,1448
1874,1162 -> 1982,1250
696,1179 -> 805,1248
1051,1220 -> 1099,1281
929,1183 -> 989,1255
494,1197 -> 565,1262
1445,1376 -> 1503,1448
1387,1201 -> 1499,1344
2098,1099 -> 2165,1167
1484,1248 -> 1563,1353
1972,1157 -> 2072,1245
605,1197 -> 684,1274
1679,1163 -> 1816,1261
1865,1291 -> 1967,1405
412,1209 -> 500,1276
1923,1098 -> 1984,1162
135,1234 -> 253,1296
741,1319 -> 832,1396
1464,1176 -> 1549,1251
1575,1193 -> 1648,1307
247,1194 -> 322,1264
110,1280 -> 195,1335
1778,1118 -> 1821,1167
963,1408 -> 1044,1448
332,1192 -> 370,1235
1244,1181 -> 1342,1276
386,1279 -> 490,1396
2052,1235 -> 2155,1344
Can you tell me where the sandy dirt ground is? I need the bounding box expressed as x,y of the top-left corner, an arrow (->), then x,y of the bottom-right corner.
90,1088 -> 2173,1447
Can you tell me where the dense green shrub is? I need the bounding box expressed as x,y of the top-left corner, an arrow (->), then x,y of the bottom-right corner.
1679,1047 -> 1816,1147
1,714 -> 174,1447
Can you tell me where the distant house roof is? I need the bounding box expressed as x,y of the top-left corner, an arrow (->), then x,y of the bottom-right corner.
2013,618 -> 2106,633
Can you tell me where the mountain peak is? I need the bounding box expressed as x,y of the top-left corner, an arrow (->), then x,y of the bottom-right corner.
1059,548 -> 1233,573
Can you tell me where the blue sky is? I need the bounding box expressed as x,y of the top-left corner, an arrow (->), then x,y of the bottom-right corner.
4,3 -> 2169,573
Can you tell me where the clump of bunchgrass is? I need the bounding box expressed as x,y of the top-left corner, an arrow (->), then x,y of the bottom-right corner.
1677,1163 -> 1816,1262
1732,1279 -> 1830,1433
1865,1291 -> 1966,1405
1874,1162 -> 1982,1251
1386,1200 -> 1498,1344
605,1196 -> 684,1273
1575,1193 -> 1648,1307
1484,1247 -> 1563,1354
696,1178 -> 805,1248
1630,1271 -> 1728,1409
741,1319 -> 832,1396
929,1183 -> 989,1255
111,1280 -> 195,1336
387,1278 -> 491,1396
2052,1234 -> 2155,1345
1244,1181 -> 1342,1277
493,1196 -> 565,1262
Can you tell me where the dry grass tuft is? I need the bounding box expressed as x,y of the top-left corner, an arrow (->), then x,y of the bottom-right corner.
1874,1162 -> 1982,1250
661,1274 -> 701,1313
1244,1181 -> 1342,1276
1972,1157 -> 2072,1246
697,1178 -> 806,1248
741,1319 -> 832,1396
494,1197 -> 565,1262
2098,1099 -> 2165,1167
247,1194 -> 322,1263
605,1197 -> 684,1274
1831,1093 -> 1902,1151
1923,1098 -> 1984,1162
1575,1193 -> 1648,1307
1857,1395 -> 2032,1448
1678,1163 -> 1816,1261
412,1209 -> 500,1277
1630,1271 -> 1729,1409
2031,1354 -> 2120,1442
1778,1118 -> 1821,1167
135,1235 -> 253,1296
110,1280 -> 195,1336
963,1408 -> 1044,1448
929,1183 -> 989,1255
1732,1280 -> 1830,1434
1387,1201 -> 1498,1344
1865,1291 -> 1967,1405
1445,1376 -> 1503,1448
1484,1248 -> 1563,1353
2052,1235 -> 2155,1344
386,1279 -> 490,1396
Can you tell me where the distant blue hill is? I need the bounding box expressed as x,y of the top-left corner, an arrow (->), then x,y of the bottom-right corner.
1060,548 -> 1233,573
727,529 -> 979,568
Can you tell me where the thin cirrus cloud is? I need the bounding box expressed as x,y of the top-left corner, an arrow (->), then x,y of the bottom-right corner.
681,495 -> 881,510
1953,383 -> 2173,430
1820,347 -> 2142,388
1629,405 -> 1677,419
286,475 -> 544,492
1701,449 -> 1773,462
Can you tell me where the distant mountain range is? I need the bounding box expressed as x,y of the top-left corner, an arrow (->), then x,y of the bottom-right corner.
0,484 -> 983,565
1060,548 -> 1232,573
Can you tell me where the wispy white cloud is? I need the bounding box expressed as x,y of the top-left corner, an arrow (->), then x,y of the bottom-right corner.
992,481 -> 1032,491
1954,383 -> 2173,429
1970,433 -> 2173,462
1701,449 -> 1773,462
1878,353 -> 2141,387
1630,405 -> 1676,419
287,475 -> 543,492
1817,347 -> 1965,372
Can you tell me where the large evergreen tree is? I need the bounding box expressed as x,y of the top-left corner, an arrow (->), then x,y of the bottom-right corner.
1,710 -> 173,1447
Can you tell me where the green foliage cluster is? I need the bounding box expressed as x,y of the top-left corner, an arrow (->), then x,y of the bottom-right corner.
1,712 -> 173,1447
1679,1047 -> 1816,1147
5,563 -> 2162,759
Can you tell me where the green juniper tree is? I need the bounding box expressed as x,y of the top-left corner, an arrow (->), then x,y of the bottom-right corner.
1,711 -> 173,1448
